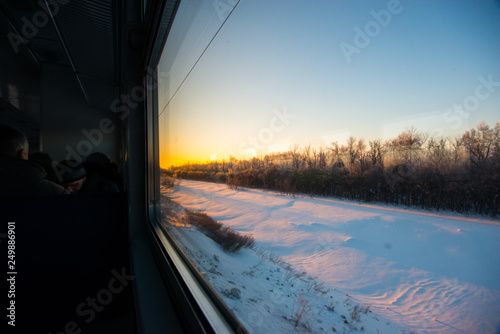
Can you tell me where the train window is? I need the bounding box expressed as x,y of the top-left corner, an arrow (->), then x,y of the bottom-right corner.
152,0 -> 500,333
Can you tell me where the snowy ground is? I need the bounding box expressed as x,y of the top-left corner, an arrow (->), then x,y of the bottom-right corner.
161,179 -> 500,334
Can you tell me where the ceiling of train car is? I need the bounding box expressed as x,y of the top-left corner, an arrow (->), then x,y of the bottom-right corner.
0,0 -> 120,117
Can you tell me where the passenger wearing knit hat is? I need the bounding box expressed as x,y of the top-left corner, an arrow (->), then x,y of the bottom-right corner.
57,160 -> 87,194
57,158 -> 119,194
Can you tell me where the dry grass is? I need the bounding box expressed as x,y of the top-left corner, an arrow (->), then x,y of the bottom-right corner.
161,176 -> 179,188
292,294 -> 312,330
185,209 -> 255,252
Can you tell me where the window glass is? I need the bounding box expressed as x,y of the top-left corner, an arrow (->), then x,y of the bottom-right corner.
157,1 -> 500,333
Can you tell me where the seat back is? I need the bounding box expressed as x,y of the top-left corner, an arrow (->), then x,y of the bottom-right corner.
1,193 -> 131,332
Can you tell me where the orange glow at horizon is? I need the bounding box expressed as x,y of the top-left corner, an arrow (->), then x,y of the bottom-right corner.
159,150 -> 244,169
158,118 -> 250,168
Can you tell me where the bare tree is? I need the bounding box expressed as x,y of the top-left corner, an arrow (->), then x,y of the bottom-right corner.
426,137 -> 448,166
368,139 -> 383,165
394,126 -> 427,164
314,147 -> 327,170
345,136 -> 360,165
329,141 -> 343,165
462,121 -> 499,166
357,138 -> 366,164
289,144 -> 301,170
302,145 -> 313,168
449,136 -> 464,164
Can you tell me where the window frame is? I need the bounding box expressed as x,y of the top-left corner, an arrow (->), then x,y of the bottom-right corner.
143,0 -> 248,333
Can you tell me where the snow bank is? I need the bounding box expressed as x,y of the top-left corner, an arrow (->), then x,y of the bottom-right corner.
163,179 -> 500,333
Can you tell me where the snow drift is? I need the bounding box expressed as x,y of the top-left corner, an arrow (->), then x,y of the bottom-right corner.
163,179 -> 500,333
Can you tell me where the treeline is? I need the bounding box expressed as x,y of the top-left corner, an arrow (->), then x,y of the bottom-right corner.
163,122 -> 500,217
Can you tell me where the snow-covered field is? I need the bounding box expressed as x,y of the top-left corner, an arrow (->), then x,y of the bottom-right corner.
161,179 -> 500,333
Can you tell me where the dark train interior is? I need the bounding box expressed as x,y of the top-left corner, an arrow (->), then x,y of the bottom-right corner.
1,0 -> 241,333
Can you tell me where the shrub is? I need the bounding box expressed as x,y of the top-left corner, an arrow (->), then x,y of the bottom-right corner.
166,122 -> 500,216
185,209 -> 255,252
161,176 -> 178,188
292,294 -> 312,330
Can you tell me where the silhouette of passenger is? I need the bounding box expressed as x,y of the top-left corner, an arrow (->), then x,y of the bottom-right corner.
58,159 -> 120,194
0,123 -> 68,196
29,151 -> 59,183
84,152 -> 123,191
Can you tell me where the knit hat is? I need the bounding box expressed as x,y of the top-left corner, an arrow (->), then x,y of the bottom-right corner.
58,160 -> 87,183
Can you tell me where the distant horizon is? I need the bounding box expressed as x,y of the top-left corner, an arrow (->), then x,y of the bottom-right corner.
158,0 -> 500,168
161,119 -> 498,168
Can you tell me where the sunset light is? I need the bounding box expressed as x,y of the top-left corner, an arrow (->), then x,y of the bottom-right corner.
158,0 -> 500,169
156,1 -> 500,332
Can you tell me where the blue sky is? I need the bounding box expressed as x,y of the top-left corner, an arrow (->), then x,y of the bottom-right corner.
158,0 -> 500,166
